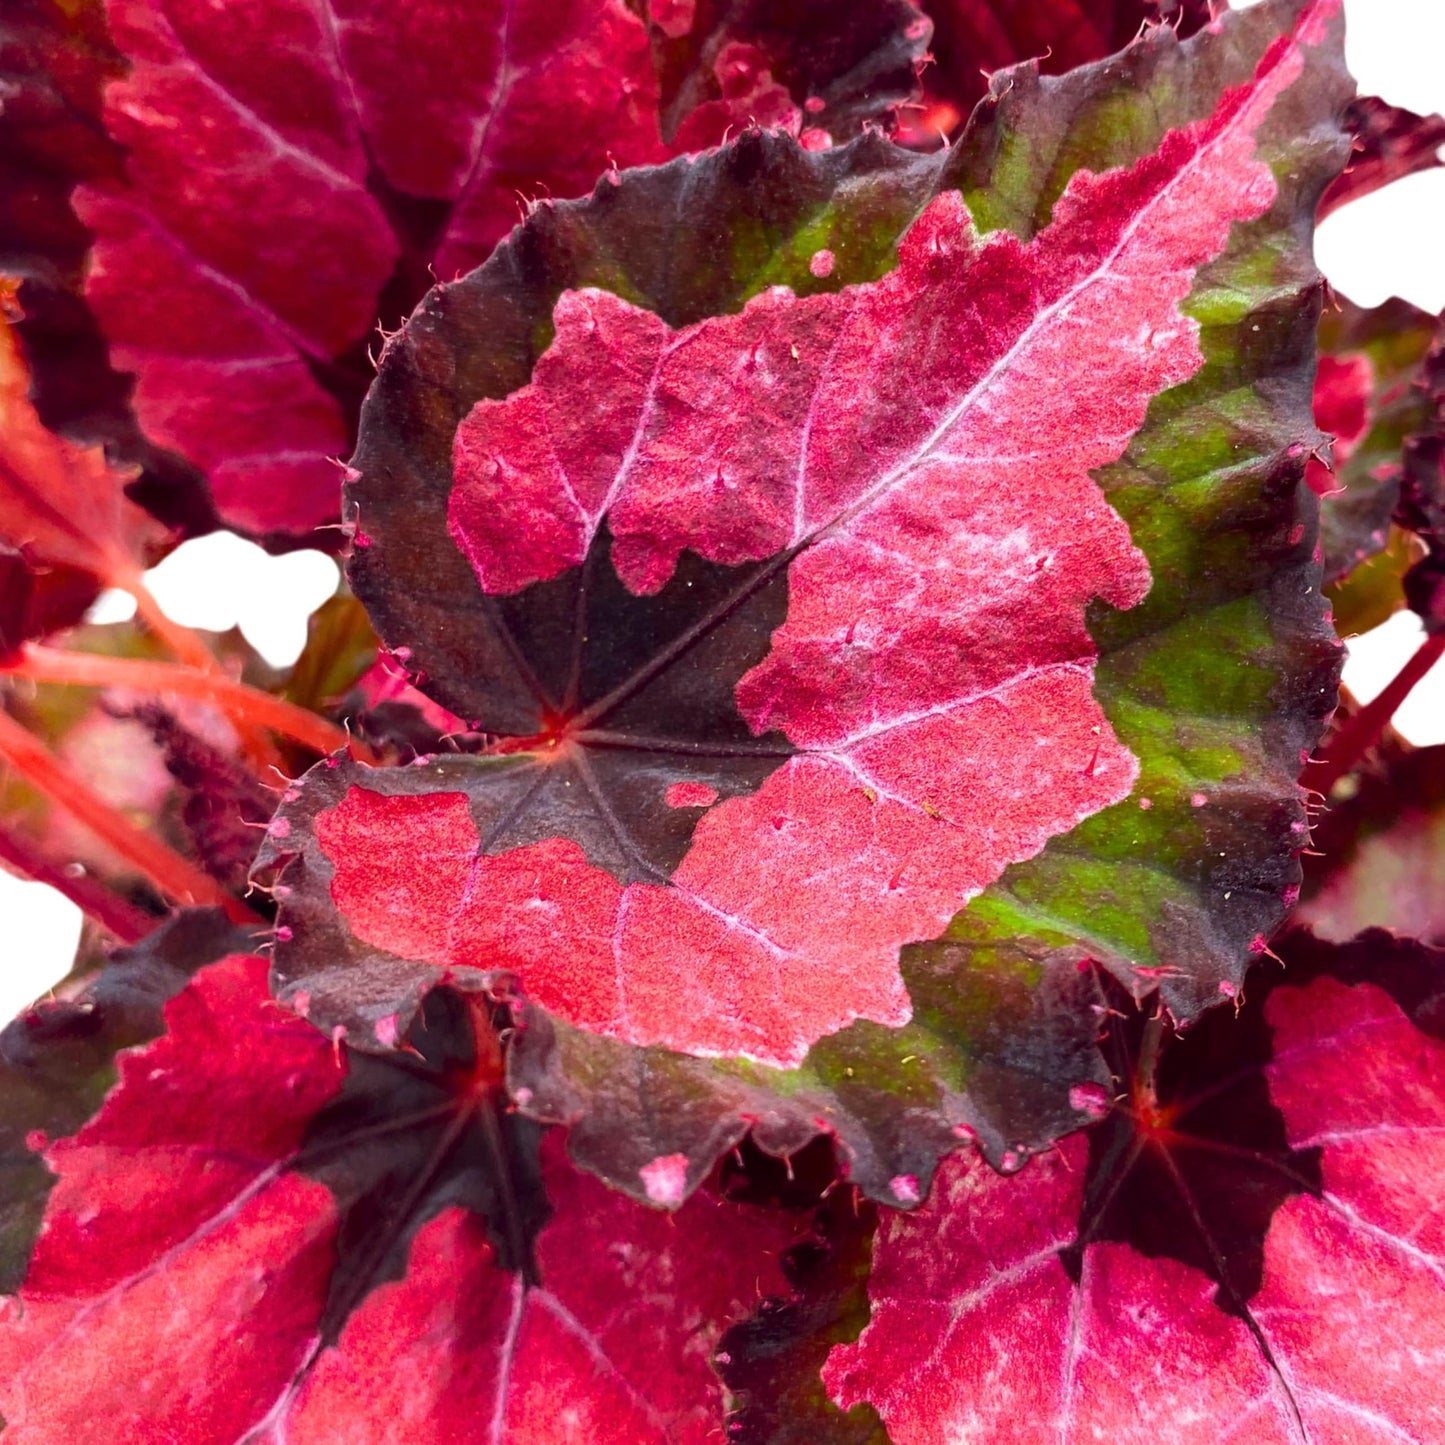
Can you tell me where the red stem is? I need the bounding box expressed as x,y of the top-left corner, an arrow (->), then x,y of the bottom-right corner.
0,825 -> 153,944
6,644 -> 370,762
124,575 -> 221,675
0,707 -> 261,924
1311,630 -> 1445,795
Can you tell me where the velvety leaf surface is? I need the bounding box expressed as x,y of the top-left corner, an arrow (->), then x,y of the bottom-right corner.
823,931 -> 1445,1443
8,0 -> 928,540
0,909 -> 257,1293
0,951 -> 799,1442
1309,297 -> 1441,586
1317,95 -> 1445,221
260,0 -> 1349,1205
1301,741 -> 1445,946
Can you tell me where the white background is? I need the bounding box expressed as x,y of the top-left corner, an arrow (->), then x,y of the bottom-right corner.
3,0 -> 1444,1021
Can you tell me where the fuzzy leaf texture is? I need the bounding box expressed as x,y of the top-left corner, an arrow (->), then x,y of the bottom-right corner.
258,0 -> 1352,1207
817,930 -> 1445,1444
0,949 -> 803,1442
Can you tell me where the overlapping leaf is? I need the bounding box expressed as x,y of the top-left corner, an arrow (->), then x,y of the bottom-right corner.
257,0 -> 1349,1207
1397,335 -> 1445,627
0,948 -> 802,1442
650,0 -> 929,150
818,930 -> 1445,1443
1309,296 -> 1441,590
1,0 -> 929,541
0,910 -> 257,1291
1318,95 -> 1445,220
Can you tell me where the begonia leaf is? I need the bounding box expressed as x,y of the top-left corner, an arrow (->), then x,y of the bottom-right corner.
259,0 -> 1350,1207
1301,739 -> 1445,946
5,0 -> 928,541
0,1 -> 195,538
1309,296 -> 1441,587
821,929 -> 1445,1443
1318,95 -> 1445,221
0,909 -> 259,1293
0,2 -> 121,292
0,950 -> 802,1441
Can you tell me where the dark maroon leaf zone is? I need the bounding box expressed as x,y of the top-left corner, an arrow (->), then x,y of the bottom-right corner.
1066,973 -> 1323,1316
715,1139 -> 889,1445
1319,95 -> 1445,219
470,521 -> 797,878
1274,927 -> 1445,1042
1399,340 -> 1445,627
294,985 -> 549,1344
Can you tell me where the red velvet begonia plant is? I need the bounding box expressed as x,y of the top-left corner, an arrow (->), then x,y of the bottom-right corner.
2,0 -> 1444,1438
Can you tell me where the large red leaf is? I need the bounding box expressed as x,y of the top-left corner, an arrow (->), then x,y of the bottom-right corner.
266,2 -> 1331,1075
270,1137 -> 796,1442
254,0 -> 1349,1207
0,953 -> 348,1441
821,931 -> 1445,1443
6,0 -> 927,540
0,949 -> 800,1441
